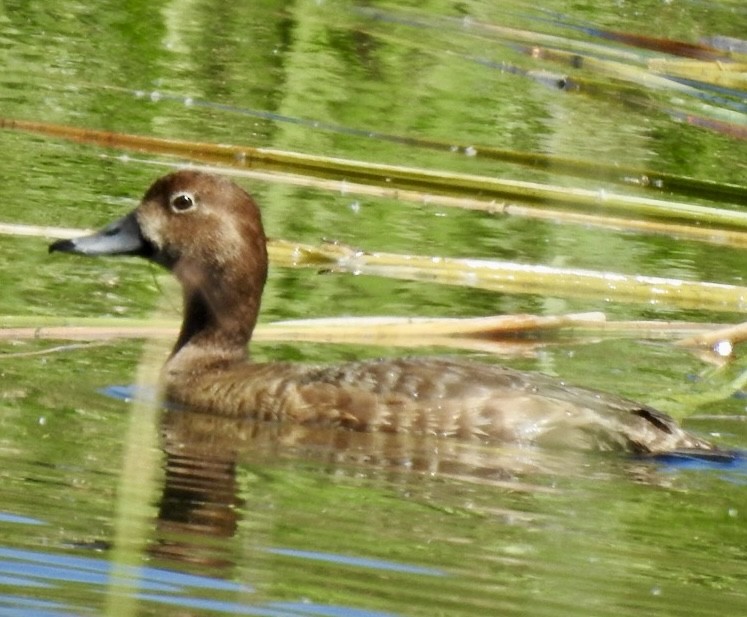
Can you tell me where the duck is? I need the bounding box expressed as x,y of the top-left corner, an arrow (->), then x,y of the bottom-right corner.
49,170 -> 719,454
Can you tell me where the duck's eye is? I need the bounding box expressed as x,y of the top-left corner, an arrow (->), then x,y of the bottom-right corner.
170,192 -> 196,213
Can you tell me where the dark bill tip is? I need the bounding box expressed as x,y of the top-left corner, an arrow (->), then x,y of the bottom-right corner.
48,238 -> 77,254
48,212 -> 152,258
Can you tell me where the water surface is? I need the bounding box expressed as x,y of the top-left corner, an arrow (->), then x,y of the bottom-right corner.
1,1 -> 747,615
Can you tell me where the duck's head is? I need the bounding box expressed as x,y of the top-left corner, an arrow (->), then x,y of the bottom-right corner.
50,170 -> 269,355
50,170 -> 267,279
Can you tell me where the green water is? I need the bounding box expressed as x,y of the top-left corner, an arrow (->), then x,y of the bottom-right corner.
1,1 -> 747,615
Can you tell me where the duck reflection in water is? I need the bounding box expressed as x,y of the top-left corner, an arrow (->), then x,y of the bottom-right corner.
151,405 -> 579,570
151,403 -> 735,573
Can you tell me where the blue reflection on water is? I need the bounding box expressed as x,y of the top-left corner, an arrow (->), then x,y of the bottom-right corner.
0,594 -> 76,617
0,575 -> 51,588
0,541 -> 415,616
140,593 -> 399,616
0,514 -> 45,527
265,548 -> 444,577
100,384 -> 156,403
0,547 -> 245,593
652,450 -> 747,475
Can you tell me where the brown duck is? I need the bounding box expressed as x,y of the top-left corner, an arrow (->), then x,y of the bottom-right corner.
50,170 -> 718,454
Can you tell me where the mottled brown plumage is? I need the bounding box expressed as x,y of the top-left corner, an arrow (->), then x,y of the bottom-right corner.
50,170 -> 716,454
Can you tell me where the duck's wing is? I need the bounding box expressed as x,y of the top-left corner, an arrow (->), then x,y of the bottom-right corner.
289,357 -> 714,452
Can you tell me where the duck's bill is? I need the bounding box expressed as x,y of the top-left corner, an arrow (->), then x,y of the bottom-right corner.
49,212 -> 150,257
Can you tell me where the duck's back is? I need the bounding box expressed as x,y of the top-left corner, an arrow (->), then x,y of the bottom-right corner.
164,356 -> 713,453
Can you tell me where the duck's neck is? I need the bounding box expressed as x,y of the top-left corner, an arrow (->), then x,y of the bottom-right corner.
170,270 -> 262,365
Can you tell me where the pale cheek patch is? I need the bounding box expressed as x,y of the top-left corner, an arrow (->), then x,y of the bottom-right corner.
137,207 -> 169,249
